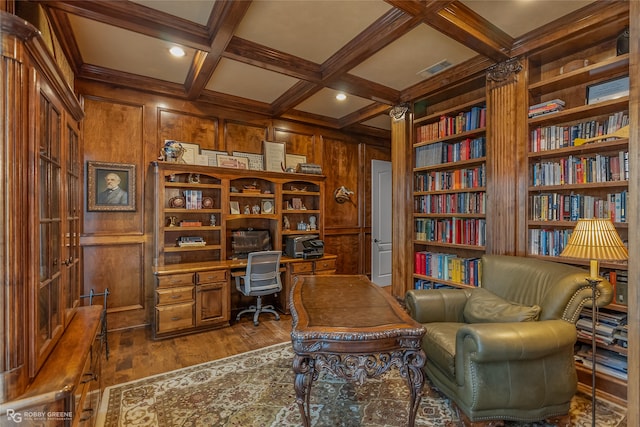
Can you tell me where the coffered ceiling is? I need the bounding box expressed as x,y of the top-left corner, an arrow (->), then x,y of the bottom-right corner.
32,0 -> 613,135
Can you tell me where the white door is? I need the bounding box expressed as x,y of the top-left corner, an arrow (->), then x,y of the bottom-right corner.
371,160 -> 392,286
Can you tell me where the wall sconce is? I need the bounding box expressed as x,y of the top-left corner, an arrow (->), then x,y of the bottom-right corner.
334,186 -> 354,204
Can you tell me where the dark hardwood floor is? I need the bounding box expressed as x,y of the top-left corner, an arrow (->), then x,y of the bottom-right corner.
101,315 -> 293,389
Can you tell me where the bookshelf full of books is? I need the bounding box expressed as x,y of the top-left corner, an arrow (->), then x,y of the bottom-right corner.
412,98 -> 487,291
527,38 -> 629,402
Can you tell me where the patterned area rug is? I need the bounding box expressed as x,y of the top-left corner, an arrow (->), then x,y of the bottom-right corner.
97,342 -> 626,427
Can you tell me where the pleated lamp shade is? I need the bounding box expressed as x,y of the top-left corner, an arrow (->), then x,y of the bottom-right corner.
560,218 -> 628,261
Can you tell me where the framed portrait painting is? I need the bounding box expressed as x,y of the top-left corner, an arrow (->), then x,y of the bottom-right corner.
87,161 -> 136,211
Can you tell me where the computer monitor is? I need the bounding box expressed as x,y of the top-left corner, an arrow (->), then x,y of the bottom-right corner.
230,229 -> 272,259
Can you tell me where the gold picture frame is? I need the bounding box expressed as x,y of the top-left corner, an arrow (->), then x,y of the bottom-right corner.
87,161 -> 136,211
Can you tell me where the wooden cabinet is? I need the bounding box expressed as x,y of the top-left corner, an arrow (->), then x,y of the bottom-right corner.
411,94 -> 487,290
154,267 -> 230,338
525,29 -> 629,403
3,306 -> 103,426
154,167 -> 224,265
2,11 -> 91,409
195,270 -> 229,327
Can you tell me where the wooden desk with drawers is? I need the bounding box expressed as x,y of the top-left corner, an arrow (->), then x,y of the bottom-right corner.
153,254 -> 336,339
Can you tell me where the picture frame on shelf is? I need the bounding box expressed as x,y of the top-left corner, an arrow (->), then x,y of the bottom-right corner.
201,149 -> 227,166
178,142 -> 201,164
229,201 -> 240,215
87,161 -> 136,211
261,199 -> 274,214
285,154 -> 307,171
233,151 -> 264,171
263,140 -> 286,172
216,154 -> 249,169
586,76 -> 629,105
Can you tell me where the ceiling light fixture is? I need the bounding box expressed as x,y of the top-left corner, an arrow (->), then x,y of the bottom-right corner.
169,46 -> 185,57
336,93 -> 347,101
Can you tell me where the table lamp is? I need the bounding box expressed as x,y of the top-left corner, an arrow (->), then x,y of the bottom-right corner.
560,218 -> 628,426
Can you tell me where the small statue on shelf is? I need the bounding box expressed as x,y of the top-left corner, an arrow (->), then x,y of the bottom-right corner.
244,205 -> 251,215
209,214 -> 216,227
283,216 -> 290,230
309,216 -> 317,230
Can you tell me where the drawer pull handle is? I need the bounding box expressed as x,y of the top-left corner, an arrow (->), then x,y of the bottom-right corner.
171,294 -> 181,299
171,316 -> 181,321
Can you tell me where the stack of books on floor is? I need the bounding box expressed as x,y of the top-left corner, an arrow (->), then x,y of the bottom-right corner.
575,308 -> 628,380
528,99 -> 565,118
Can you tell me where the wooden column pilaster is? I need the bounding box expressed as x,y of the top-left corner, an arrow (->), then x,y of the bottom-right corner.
626,1 -> 639,424
390,104 -> 413,299
485,58 -> 528,255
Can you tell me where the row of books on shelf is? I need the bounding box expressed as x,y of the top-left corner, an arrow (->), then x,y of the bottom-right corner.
529,190 -> 627,223
415,106 -> 486,143
415,218 -> 486,246
530,151 -> 628,186
529,227 -> 629,257
414,251 -> 482,287
575,307 -> 628,380
575,345 -> 627,381
530,111 -> 629,152
183,190 -> 203,209
415,192 -> 486,215
414,280 -> 456,290
528,228 -> 571,257
415,137 -> 486,168
528,99 -> 565,118
414,165 -> 486,191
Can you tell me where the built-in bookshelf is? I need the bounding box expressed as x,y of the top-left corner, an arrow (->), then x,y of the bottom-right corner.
412,97 -> 487,290
527,40 -> 629,402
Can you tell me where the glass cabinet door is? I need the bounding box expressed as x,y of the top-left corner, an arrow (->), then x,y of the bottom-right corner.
32,76 -> 64,376
64,122 -> 81,318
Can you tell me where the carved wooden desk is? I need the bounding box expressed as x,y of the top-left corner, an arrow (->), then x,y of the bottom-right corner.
290,275 -> 426,427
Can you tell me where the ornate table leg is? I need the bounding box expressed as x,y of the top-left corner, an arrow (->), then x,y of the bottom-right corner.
402,349 -> 426,427
293,354 -> 314,427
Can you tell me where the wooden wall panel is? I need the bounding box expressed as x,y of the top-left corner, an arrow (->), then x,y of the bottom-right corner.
83,97 -> 144,235
273,128 -> 316,165
322,137 -> 359,228
82,242 -> 146,329
323,234 -> 360,274
158,109 -> 218,151
485,60 -> 528,255
224,120 -> 268,154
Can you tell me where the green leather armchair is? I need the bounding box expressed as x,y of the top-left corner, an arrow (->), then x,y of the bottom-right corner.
405,255 -> 613,425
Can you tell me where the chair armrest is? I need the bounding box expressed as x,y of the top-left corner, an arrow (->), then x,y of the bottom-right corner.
455,319 -> 576,367
405,289 -> 471,323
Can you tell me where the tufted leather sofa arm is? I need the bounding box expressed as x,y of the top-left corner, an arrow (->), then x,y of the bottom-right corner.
405,289 -> 471,324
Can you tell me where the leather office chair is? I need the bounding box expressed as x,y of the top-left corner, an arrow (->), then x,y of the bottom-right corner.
235,251 -> 282,326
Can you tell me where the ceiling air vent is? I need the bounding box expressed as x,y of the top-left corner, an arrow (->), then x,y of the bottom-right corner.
417,60 -> 452,77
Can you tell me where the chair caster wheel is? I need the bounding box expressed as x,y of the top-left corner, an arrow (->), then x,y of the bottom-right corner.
253,321 -> 259,326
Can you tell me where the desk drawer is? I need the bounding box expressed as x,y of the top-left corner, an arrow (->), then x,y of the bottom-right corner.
290,261 -> 313,274
156,302 -> 194,333
197,269 -> 227,284
314,259 -> 336,273
158,273 -> 193,288
157,286 -> 194,305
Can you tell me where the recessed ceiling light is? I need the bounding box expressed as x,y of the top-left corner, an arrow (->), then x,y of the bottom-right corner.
169,46 -> 185,57
336,93 -> 347,101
